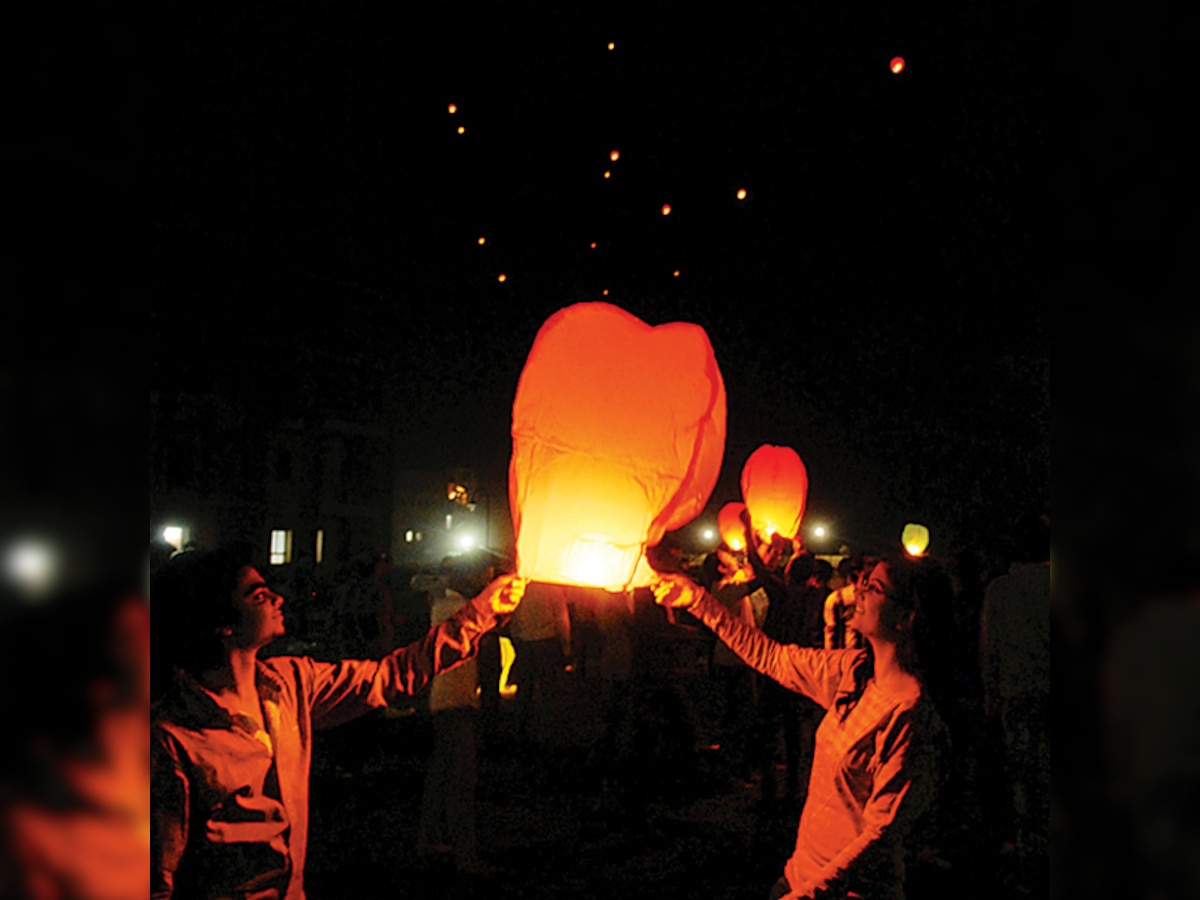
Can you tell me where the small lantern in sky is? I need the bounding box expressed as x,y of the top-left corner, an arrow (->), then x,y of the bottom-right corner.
718,502 -> 749,552
448,103 -> 458,114
509,302 -> 727,590
478,237 -> 486,245
603,170 -> 611,179
590,241 -> 597,249
901,523 -> 930,557
457,126 -> 466,134
890,56 -> 906,75
607,42 -> 615,51
602,289 -> 609,296
673,270 -> 680,277
736,188 -> 747,200
498,273 -> 507,283
740,445 -> 809,542
610,150 -> 620,162
661,204 -> 672,216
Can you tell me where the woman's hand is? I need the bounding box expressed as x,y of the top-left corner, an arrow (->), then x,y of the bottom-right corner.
651,572 -> 704,610
476,574 -> 527,615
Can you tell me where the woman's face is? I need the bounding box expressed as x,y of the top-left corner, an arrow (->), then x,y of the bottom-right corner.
850,561 -> 892,639
228,566 -> 286,649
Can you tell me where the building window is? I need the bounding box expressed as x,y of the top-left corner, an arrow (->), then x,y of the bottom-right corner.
269,530 -> 293,565
315,529 -> 324,564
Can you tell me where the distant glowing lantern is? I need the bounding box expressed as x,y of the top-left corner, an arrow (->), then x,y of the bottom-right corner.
610,150 -> 620,162
718,502 -> 749,552
590,242 -> 597,249
478,236 -> 486,245
448,103 -> 458,114
498,273 -> 507,282
661,204 -> 672,216
607,42 -> 615,51
672,270 -> 680,277
890,56 -> 906,75
509,302 -> 727,590
740,445 -> 809,541
603,170 -> 611,179
736,188 -> 747,200
901,523 -> 930,557
602,289 -> 609,296
457,126 -> 465,134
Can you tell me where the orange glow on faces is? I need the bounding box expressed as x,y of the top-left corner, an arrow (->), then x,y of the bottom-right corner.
736,188 -> 747,200
498,273 -> 507,282
508,302 -> 726,589
890,56 -> 906,74
610,150 -> 620,162
448,103 -> 458,114
457,126 -> 465,134
661,204 -> 672,216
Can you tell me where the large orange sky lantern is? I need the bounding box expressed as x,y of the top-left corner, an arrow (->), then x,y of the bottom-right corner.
509,302 -> 726,590
740,445 -> 809,541
717,502 -> 749,552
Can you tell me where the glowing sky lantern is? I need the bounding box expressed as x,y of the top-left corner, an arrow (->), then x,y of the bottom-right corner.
901,523 -> 930,557
736,188 -> 747,200
478,236 -> 486,245
603,170 -> 611,179
607,42 -> 615,51
448,103 -> 458,114
661,204 -> 672,216
890,56 -> 906,75
509,302 -> 726,590
673,270 -> 680,277
457,126 -> 465,134
718,502 -> 749,552
498,273 -> 507,282
740,445 -> 809,541
610,150 -> 620,162
590,241 -> 597,249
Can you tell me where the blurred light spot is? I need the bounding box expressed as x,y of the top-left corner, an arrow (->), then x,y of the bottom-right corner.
673,269 -> 680,277
610,150 -> 620,162
701,528 -> 715,541
661,204 -> 672,215
448,103 -> 458,114
6,540 -> 55,596
478,236 -> 486,245
890,56 -> 906,75
607,42 -> 615,51
589,241 -> 597,249
603,170 -> 611,179
813,525 -> 827,538
457,125 -> 466,134
162,526 -> 184,550
602,289 -> 609,296
736,188 -> 747,200
498,273 -> 507,282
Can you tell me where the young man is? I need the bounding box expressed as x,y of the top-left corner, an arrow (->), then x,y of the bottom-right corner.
150,544 -> 524,900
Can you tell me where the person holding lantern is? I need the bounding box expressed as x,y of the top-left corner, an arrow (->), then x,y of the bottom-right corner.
652,533 -> 950,900
150,543 -> 525,900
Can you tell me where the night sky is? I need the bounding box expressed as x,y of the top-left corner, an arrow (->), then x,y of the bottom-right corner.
151,2 -> 1049,556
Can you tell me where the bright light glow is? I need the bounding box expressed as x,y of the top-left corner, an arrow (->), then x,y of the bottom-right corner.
457,125 -> 465,134
269,530 -> 292,565
813,525 -> 827,538
498,273 -> 507,282
478,236 -> 486,245
448,103 -> 458,114
736,188 -> 747,200
890,56 -> 906,75
901,523 -> 930,557
701,528 -> 715,541
602,289 -> 609,296
661,204 -> 672,216
590,241 -> 597,249
607,42 -> 615,51
446,514 -> 453,530
499,636 -> 518,697
405,530 -> 415,543
562,537 -> 643,591
457,533 -> 477,551
673,270 -> 680,277
315,529 -> 324,563
6,541 -> 54,593
610,150 -> 620,162
162,526 -> 184,549
603,170 -> 611,179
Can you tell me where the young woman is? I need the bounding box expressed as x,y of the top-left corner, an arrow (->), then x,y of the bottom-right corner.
653,553 -> 951,900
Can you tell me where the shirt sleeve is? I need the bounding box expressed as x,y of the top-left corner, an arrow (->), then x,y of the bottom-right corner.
307,592 -> 502,728
791,707 -> 944,899
690,590 -> 858,709
151,730 -> 190,900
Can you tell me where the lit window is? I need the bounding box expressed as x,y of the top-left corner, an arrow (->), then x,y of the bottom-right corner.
315,529 -> 325,563
269,530 -> 293,565
405,530 -> 415,543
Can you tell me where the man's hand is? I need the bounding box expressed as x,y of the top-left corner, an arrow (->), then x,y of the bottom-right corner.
477,574 -> 527,615
651,572 -> 704,610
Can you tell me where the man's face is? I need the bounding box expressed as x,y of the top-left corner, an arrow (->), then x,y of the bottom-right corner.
229,566 -> 286,650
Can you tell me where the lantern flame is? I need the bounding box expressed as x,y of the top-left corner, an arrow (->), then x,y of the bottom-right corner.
718,502 -> 748,552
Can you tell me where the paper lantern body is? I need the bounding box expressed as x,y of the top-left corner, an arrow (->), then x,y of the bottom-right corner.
901,523 -> 930,556
740,445 -> 809,540
509,302 -> 726,590
717,502 -> 748,552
